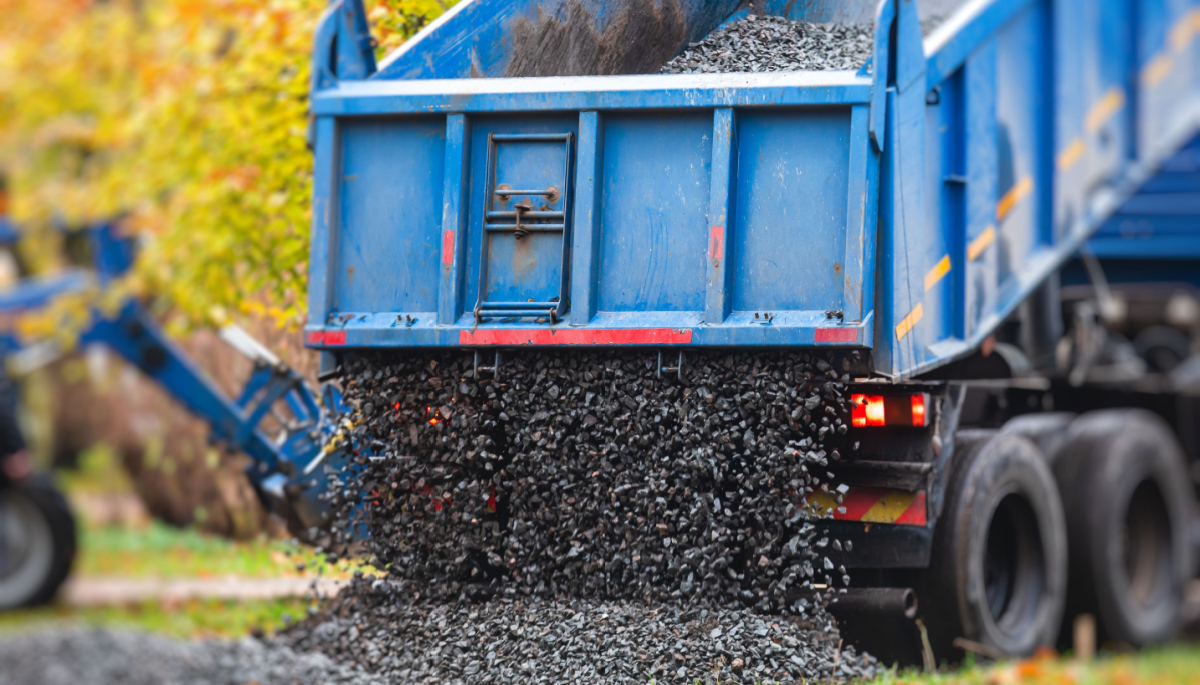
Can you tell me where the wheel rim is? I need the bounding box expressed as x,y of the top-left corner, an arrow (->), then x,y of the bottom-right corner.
0,489 -> 55,608
983,492 -> 1046,637
1119,479 -> 1173,612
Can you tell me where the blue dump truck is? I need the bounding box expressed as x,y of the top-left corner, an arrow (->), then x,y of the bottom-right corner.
304,0 -> 1200,660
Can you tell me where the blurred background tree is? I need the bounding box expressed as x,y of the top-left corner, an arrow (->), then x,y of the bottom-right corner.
0,0 -> 454,536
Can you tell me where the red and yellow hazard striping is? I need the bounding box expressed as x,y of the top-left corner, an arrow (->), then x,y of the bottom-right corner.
806,487 -> 928,526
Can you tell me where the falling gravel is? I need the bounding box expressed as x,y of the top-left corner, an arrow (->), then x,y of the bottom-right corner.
0,627 -> 383,685
291,348 -> 876,683
660,15 -> 873,74
323,350 -> 859,613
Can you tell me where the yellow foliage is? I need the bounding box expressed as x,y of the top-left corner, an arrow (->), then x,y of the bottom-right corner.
0,0 -> 454,332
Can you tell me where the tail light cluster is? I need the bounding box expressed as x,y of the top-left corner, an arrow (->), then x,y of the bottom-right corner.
851,393 -> 930,428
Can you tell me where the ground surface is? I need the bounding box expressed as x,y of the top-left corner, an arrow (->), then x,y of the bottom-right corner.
0,627 -> 382,685
4,493 -> 1198,684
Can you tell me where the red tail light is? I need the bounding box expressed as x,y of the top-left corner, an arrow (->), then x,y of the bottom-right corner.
851,395 -> 885,427
851,393 -> 930,427
911,394 -> 926,426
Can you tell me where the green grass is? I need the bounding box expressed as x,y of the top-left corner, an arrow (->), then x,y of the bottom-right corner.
862,645 -> 1200,685
0,442 -> 365,639
76,519 -> 338,580
0,596 -> 312,639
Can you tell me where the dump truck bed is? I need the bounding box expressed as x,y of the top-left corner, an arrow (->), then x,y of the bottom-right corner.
306,0 -> 1200,378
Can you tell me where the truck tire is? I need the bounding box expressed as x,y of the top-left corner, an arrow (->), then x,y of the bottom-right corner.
923,431 -> 1067,659
1052,410 -> 1193,647
0,478 -> 76,609
999,413 -> 1076,467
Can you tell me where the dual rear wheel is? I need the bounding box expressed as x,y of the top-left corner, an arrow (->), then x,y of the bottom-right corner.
923,410 -> 1193,660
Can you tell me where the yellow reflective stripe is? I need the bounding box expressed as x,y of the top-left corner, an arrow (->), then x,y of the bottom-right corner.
1143,10 -> 1200,88
861,490 -> 918,523
896,303 -> 923,340
807,491 -> 836,516
1057,137 -> 1086,171
1169,8 -> 1199,51
997,175 -> 1032,222
924,255 -> 951,292
968,226 -> 996,261
1085,87 -> 1125,134
1142,54 -> 1174,87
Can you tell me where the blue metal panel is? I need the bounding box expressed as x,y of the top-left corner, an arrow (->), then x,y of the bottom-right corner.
1053,0 -> 1135,242
965,43 -> 1000,340
307,116 -> 339,331
993,3 -> 1051,283
439,114 -> 472,324
842,105 -> 879,325
476,134 -> 572,309
304,0 -> 1200,381
463,115 -> 581,313
1136,2 -> 1199,160
570,111 -> 605,324
312,73 -> 872,117
334,117 -> 446,317
731,108 -> 851,314
706,108 -> 736,323
1088,134 -> 1200,259
596,111 -> 711,315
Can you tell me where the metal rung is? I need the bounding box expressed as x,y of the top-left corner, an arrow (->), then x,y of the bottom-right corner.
493,189 -> 558,197
481,301 -> 557,309
477,309 -> 556,319
491,133 -> 571,141
485,223 -> 565,232
486,210 -> 564,220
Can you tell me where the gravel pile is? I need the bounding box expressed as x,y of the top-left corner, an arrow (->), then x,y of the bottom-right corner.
323,350 -> 859,613
279,589 -> 879,684
660,15 -> 873,74
291,349 -> 877,682
0,627 -> 382,685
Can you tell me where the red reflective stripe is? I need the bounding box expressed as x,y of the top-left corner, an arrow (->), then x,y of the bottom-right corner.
442,230 -> 455,265
815,327 -> 858,343
833,487 -> 885,521
305,331 -> 324,345
460,328 -> 693,346
709,225 -> 724,260
324,330 -> 346,345
894,492 -> 928,526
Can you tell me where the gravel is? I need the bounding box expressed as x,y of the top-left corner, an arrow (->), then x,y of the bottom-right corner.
0,627 -> 383,685
323,349 -> 859,613
660,15 -> 873,74
289,348 -> 877,683
278,587 -> 880,684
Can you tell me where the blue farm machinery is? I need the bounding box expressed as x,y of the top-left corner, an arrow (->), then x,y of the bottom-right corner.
0,216 -> 357,609
2,0 -> 1199,666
